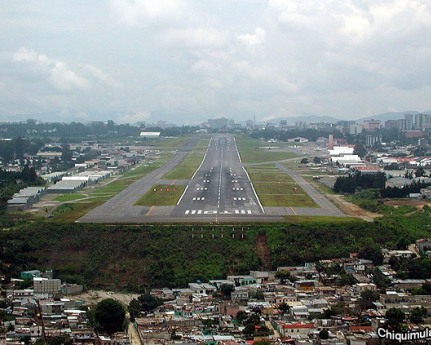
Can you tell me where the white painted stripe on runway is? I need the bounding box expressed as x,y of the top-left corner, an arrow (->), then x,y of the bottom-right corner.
191,210 -> 196,215
197,210 -> 202,214
242,166 -> 265,214
202,197 -> 205,200
235,210 -> 239,214
185,210 -> 190,215
247,210 -> 252,214
176,185 -> 188,205
241,210 -> 245,214
234,197 -> 237,201
193,197 -> 196,200
191,138 -> 212,179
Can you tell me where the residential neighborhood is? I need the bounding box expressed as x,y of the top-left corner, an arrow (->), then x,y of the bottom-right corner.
1,237 -> 431,344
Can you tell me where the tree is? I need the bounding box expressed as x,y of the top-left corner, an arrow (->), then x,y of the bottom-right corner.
319,329 -> 329,339
358,245 -> 383,265
138,293 -> 163,314
275,270 -> 291,284
353,143 -> 367,158
220,284 -> 235,298
236,310 -> 248,323
278,302 -> 290,315
385,308 -> 405,329
128,299 -> 141,322
95,299 -> 125,335
415,167 -> 425,178
410,307 -> 426,324
358,289 -> 380,310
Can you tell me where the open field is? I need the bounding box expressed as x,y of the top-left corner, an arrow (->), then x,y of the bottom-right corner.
54,193 -> 87,202
283,215 -> 359,223
163,139 -> 209,180
236,136 -> 296,163
134,184 -> 185,206
140,136 -> 192,148
245,165 -> 318,207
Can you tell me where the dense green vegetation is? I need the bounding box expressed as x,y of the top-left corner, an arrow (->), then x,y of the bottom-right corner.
0,165 -> 44,210
1,207 -> 430,291
93,299 -> 126,335
333,172 -> 386,194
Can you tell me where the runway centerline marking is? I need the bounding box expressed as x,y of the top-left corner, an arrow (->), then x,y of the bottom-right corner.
217,140 -> 224,209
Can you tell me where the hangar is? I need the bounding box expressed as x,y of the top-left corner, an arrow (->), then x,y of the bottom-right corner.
139,132 -> 161,139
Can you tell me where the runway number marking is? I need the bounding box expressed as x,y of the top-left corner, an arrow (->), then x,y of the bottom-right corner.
184,209 -> 252,215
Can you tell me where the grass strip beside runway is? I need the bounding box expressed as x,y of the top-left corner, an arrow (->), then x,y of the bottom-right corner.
134,184 -> 186,206
236,135 -> 296,163
245,165 -> 318,208
163,139 -> 209,180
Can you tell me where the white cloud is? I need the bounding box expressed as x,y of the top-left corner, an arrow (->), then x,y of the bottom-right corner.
13,47 -> 89,91
237,27 -> 266,47
3,1 -> 431,122
110,0 -> 189,27
12,47 -> 120,92
118,111 -> 150,124
162,28 -> 227,49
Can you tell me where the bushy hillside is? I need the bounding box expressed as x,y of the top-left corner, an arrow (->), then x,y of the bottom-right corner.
1,212 -> 430,291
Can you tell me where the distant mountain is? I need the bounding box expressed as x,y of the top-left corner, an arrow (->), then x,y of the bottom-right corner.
260,114 -> 341,124
357,110 -> 431,123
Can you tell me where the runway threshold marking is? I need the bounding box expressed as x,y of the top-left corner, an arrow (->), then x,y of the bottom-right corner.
146,206 -> 155,216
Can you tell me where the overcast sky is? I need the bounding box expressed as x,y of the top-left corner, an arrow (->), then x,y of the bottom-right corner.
1,0 -> 431,124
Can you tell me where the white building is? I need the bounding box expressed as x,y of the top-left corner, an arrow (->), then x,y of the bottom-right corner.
34,278 -> 61,294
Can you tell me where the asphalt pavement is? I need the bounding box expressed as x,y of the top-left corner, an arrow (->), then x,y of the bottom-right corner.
78,135 -> 345,223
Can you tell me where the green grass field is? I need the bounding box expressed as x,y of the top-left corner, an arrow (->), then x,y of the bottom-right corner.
134,184 -> 185,206
235,135 -> 296,163
141,136 -> 192,148
245,164 -> 318,208
163,139 -> 209,180
54,194 -> 87,202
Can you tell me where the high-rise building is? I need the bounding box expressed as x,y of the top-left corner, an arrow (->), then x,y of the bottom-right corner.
328,134 -> 334,149
385,120 -> 397,129
414,113 -> 430,131
404,114 -> 414,130
363,119 -> 381,131
396,119 -> 407,131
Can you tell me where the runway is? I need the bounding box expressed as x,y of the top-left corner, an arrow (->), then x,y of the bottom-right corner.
171,134 -> 265,221
78,134 -> 345,223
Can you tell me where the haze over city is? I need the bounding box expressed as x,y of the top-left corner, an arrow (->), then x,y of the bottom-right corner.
1,0 -> 431,124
